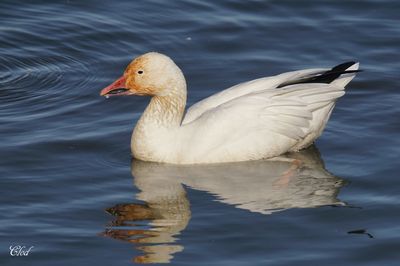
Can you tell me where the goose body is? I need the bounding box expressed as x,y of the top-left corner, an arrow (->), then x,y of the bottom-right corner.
100,52 -> 359,164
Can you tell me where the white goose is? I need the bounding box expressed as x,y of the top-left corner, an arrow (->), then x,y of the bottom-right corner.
100,52 -> 359,164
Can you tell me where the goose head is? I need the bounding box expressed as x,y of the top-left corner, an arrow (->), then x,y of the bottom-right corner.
100,52 -> 186,97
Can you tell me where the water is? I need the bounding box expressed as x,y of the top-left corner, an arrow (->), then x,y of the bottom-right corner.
1,0 -> 399,265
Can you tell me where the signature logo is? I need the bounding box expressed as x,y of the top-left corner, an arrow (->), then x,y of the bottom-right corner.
9,245 -> 34,256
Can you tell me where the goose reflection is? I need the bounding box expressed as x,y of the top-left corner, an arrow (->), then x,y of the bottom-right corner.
104,146 -> 345,263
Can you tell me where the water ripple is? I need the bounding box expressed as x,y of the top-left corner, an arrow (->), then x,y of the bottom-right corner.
1,0 -> 400,265
0,54 -> 95,118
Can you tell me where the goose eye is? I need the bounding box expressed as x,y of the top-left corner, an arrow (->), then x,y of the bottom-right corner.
138,70 -> 143,74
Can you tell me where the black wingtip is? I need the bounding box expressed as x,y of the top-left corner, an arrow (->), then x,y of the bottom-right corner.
317,61 -> 360,83
277,61 -> 361,88
332,61 -> 357,72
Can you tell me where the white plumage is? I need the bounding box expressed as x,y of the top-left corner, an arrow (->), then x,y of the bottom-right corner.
100,53 -> 359,164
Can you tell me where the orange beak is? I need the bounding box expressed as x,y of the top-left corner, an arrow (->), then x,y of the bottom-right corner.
100,75 -> 130,97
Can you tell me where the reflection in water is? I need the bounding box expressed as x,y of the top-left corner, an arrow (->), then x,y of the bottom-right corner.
104,146 -> 346,263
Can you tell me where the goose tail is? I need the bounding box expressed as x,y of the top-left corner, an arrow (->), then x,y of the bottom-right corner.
277,61 -> 361,89
330,61 -> 360,87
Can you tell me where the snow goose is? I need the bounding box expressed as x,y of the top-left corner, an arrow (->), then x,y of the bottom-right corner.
100,52 -> 359,164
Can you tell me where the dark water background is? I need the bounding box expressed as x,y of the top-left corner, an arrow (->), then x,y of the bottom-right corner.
1,0 -> 399,265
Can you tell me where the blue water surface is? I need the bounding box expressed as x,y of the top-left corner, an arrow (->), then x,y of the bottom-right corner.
0,0 -> 399,265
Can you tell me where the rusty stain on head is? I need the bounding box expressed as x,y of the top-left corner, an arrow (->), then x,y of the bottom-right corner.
123,55 -> 158,96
